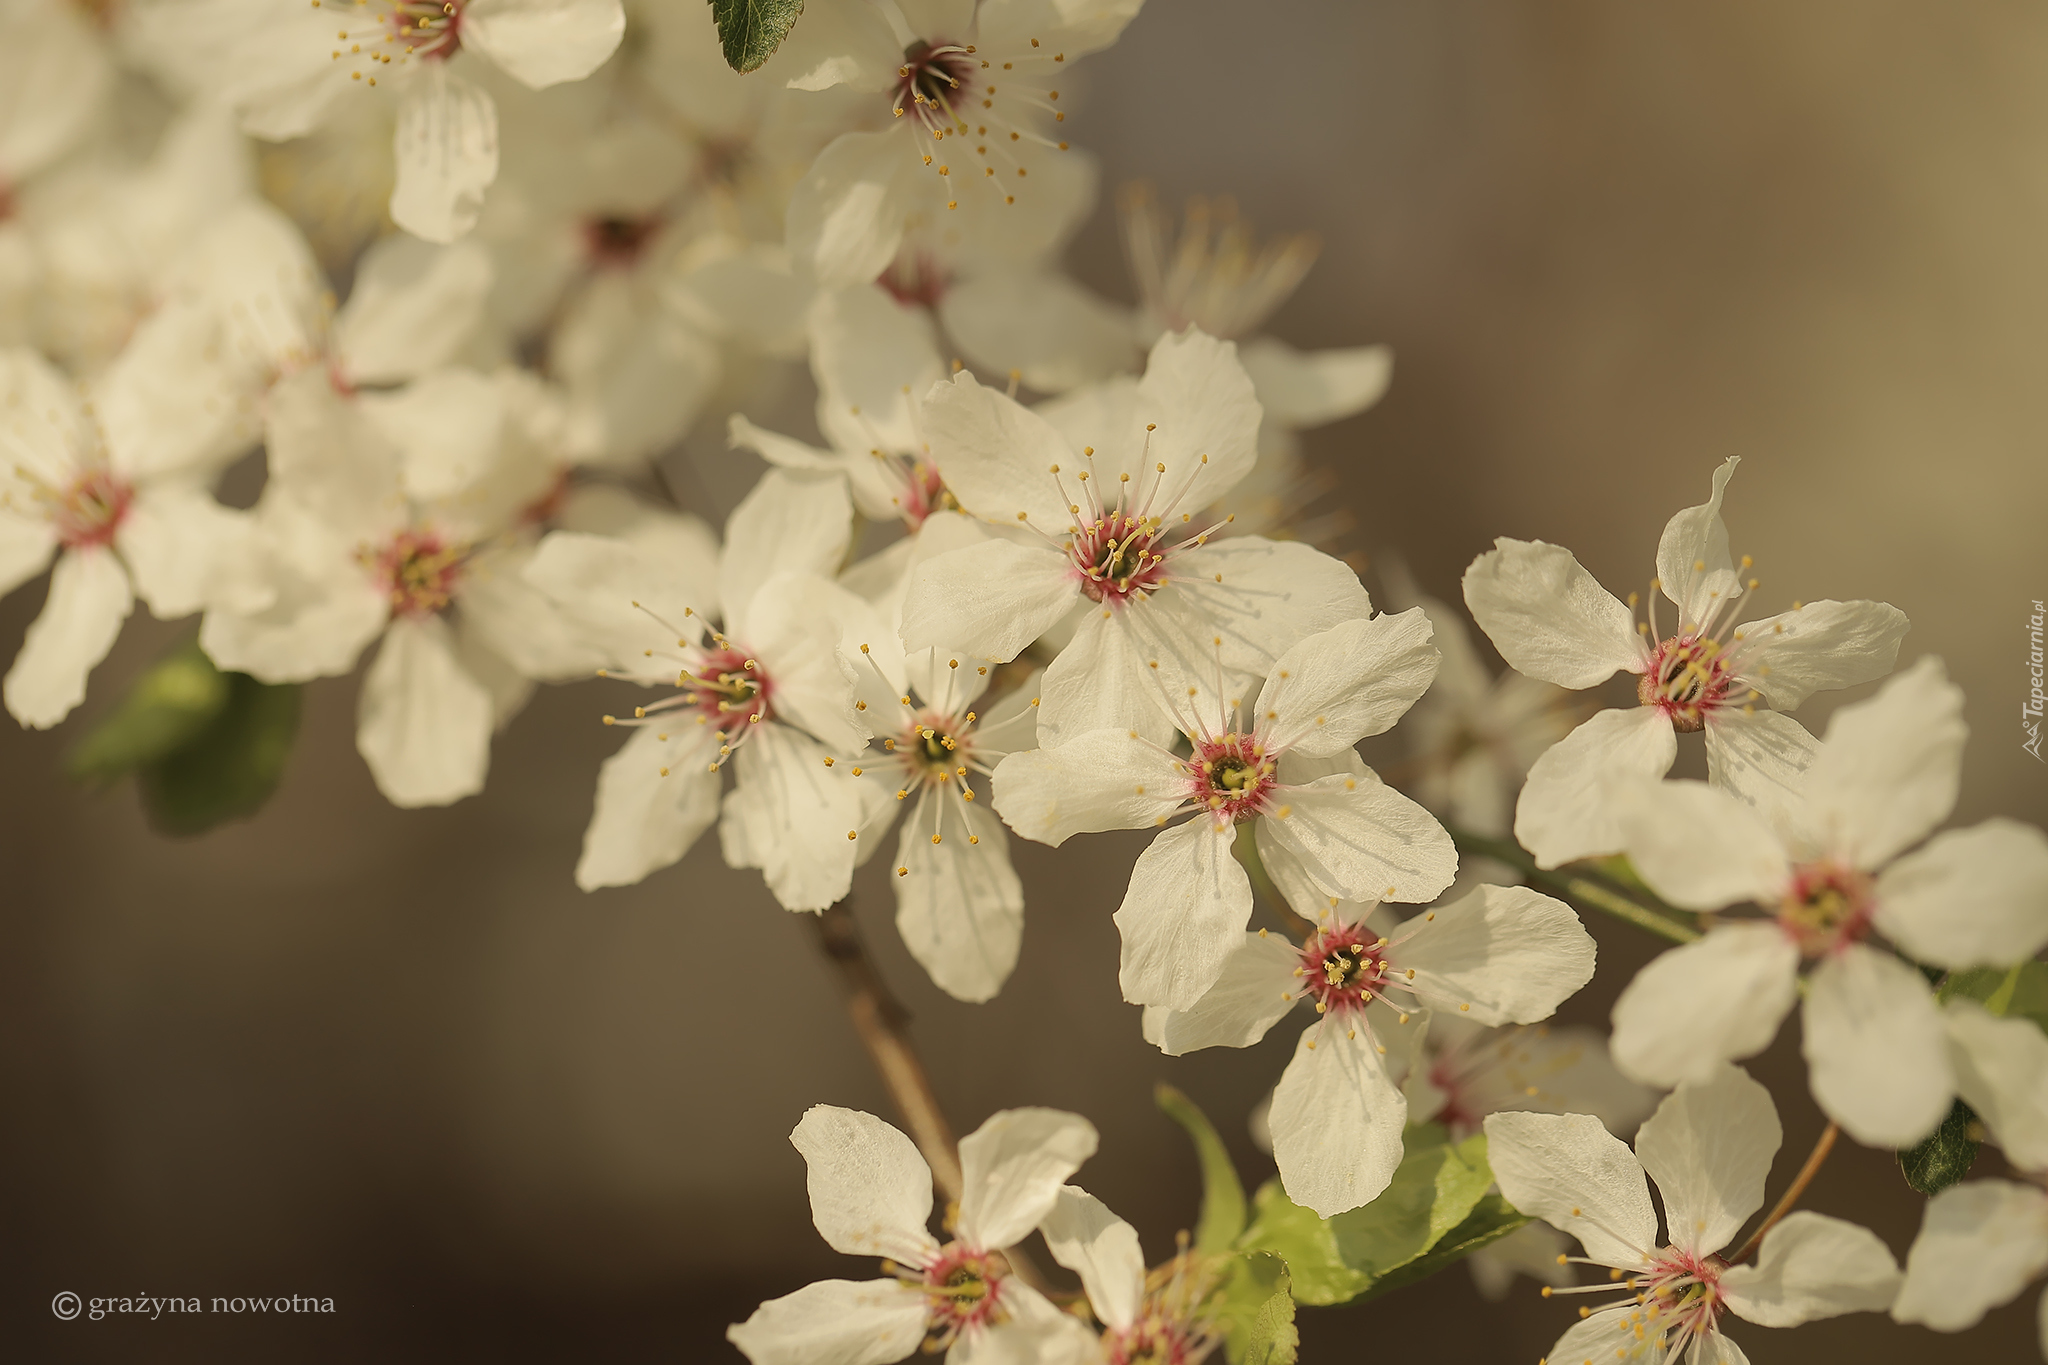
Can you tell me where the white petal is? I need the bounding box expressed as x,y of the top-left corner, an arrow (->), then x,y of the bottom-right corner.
0,512 -> 55,599
1253,609 -> 1438,755
1702,709 -> 1822,849
898,540 -> 1077,663
1480,1111 -> 1658,1268
521,529 -> 715,682
1391,884 -> 1597,1026
390,67 -> 499,245
463,0 -> 624,88
553,272 -> 720,465
721,470 -> 851,633
741,574 -> 866,754
1513,706 -> 1677,869
722,723 -> 863,912
1946,1000 -> 2048,1172
1039,1186 -> 1145,1332
356,614 -> 493,807
1164,537 -> 1375,684
1735,599 -> 1910,711
1875,818 -> 2048,969
919,367 -> 1076,529
1609,925 -> 1800,1087
1611,778 -> 1791,912
1114,817 -> 1252,1010
990,727 -> 1184,846
938,269 -> 1138,395
1257,770 -> 1457,906
790,1105 -> 941,1264
1144,930 -> 1302,1055
953,1282 -> 1099,1365
358,368 -> 506,503
259,369 -> 406,542
786,129 -> 917,288
811,284 -> 946,456
730,415 -> 841,473
1536,1306 -> 1666,1365
3,546 -> 132,729
1655,456 -> 1742,624
573,725 -> 722,891
893,796 -> 1024,1004
332,236 -> 493,383
1132,328 -> 1262,509
726,1278 -> 928,1365
1461,538 -> 1643,689
1237,337 -> 1391,429
1271,1022 -> 1408,1218
765,0 -> 900,90
1804,656 -> 1964,870
955,1108 -> 1099,1252
1802,943 -> 1952,1148
94,301 -> 260,480
1720,1210 -> 1900,1327
455,544 -> 602,682
1891,1180 -> 2048,1332
117,486 -> 258,619
0,346 -> 89,488
1633,1063 -> 1780,1259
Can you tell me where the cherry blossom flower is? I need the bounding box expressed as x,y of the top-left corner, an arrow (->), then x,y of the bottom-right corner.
1461,456 -> 1910,868
1140,880 -> 1593,1216
1486,1063 -> 1902,1365
1040,1184 -> 1220,1364
995,612 -> 1456,1013
1606,658 -> 2048,1147
902,327 -> 1373,748
727,1104 -> 1101,1365
1891,1178 -> 2048,1352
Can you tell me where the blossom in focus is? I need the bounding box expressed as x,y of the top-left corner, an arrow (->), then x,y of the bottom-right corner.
1462,456 -> 1910,868
995,613 -> 1456,1013
1606,658 -> 2048,1147
1040,1184 -> 1219,1364
1486,1063 -> 1902,1365
727,1104 -> 1101,1365
1891,1178 -> 2048,1354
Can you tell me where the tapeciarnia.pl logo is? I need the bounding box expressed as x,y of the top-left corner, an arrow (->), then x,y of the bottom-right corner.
2026,599 -> 2045,762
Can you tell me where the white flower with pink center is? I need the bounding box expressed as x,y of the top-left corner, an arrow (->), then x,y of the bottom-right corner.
1404,1015 -> 1658,1145
1039,1184 -> 1220,1364
1142,881 -> 1593,1216
727,1105 -> 1101,1365
1487,1064 -> 1902,1365
1605,657 -> 2048,1148
903,327 -> 1373,750
1461,456 -> 1910,869
994,612 -> 1456,1014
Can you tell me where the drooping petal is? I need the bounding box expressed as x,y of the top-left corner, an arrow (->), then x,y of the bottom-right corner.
1114,816 -> 1252,1010
955,1108 -> 1099,1252
1611,778 -> 1791,912
1702,709 -> 1822,851
573,725 -> 722,891
462,0 -> 625,89
1608,924 -> 1800,1087
1237,337 -> 1392,430
1391,884 -> 1596,1026
1720,1210 -> 1901,1327
1945,1000 -> 2048,1172
1513,706 -> 1677,870
725,1278 -> 929,1365
1257,770 -> 1457,907
332,235 -> 494,384
1039,1186 -> 1145,1332
1803,656 -> 1964,871
1891,1180 -> 2048,1332
1480,1111 -> 1659,1269
390,66 -> 499,245
1461,538 -> 1643,689
1270,1022 -> 1408,1218
786,129 -> 919,288
990,727 -> 1184,846
893,795 -> 1024,1004
1655,456 -> 1741,624
2,546 -> 132,729
1253,609 -> 1439,756
1633,1063 -> 1780,1259
355,614 -> 493,808
1802,943 -> 1953,1148
789,1105 -> 942,1264
721,723 -> 864,912
898,539 -> 1077,663
1875,818 -> 2048,969
1142,930 -> 1301,1055
721,470 -> 852,635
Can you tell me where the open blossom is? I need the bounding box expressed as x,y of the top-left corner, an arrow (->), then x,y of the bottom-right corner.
1606,657 -> 2048,1147
728,1105 -> 1100,1365
995,613 -> 1456,1012
525,469 -> 883,909
1462,456 -> 1910,868
902,327 -> 1373,748
1892,1178 -> 2048,1352
1040,1185 -> 1220,1364
1486,1063 -> 1902,1365
1142,881 -> 1593,1216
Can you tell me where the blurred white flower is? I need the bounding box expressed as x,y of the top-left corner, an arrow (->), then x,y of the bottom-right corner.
1892,1178 -> 2048,1350
1041,1184 -> 1219,1363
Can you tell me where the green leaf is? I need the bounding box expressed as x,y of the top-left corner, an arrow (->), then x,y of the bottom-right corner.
1330,1131 -> 1494,1279
66,637 -> 232,782
1939,963 -> 2048,1036
1235,1179 -> 1371,1305
1898,1097 -> 1982,1196
709,0 -> 806,73
1209,1252 -> 1297,1365
136,670 -> 301,836
1351,1194 -> 1532,1302
1155,1084 -> 1247,1254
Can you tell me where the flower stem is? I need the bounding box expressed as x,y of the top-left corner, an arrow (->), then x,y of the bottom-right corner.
1730,1122 -> 1840,1264
1448,829 -> 1702,946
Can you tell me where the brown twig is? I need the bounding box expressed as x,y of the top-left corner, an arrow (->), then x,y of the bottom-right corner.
1730,1122 -> 1840,1264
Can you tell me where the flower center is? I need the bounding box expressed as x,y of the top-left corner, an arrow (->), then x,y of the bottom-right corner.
48,467 -> 133,549
1637,633 -> 1732,732
325,0 -> 463,83
680,644 -> 772,735
878,251 -> 952,309
1185,734 -> 1275,823
910,1244 -> 1009,1349
1778,862 -> 1875,957
1070,510 -> 1171,604
581,214 -> 661,270
363,528 -> 463,618
1640,1247 -> 1726,1344
896,39 -> 980,127
1297,921 -> 1385,1017
1105,1319 -> 1199,1365
893,708 -> 974,789
898,460 -> 957,529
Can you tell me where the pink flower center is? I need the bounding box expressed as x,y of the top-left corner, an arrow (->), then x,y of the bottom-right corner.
680,645 -> 772,735
581,214 -> 661,270
1639,1246 -> 1727,1343
49,468 -> 133,549
898,460 -> 957,529
912,1243 -> 1008,1348
892,708 -> 972,788
1105,1317 -> 1201,1365
1778,861 -> 1875,957
895,39 -> 980,129
1637,633 -> 1732,732
1072,509 -> 1173,605
382,0 -> 463,59
363,528 -> 463,618
878,251 -> 953,309
1297,920 -> 1386,1018
1184,733 -> 1275,823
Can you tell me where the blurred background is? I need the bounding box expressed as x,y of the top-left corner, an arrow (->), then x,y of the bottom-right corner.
7,1 -> 2047,1358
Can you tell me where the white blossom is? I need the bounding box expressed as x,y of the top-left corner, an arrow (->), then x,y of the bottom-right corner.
1892,1179 -> 2048,1352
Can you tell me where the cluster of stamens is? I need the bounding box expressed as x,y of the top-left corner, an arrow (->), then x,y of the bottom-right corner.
361,527 -> 464,618
317,0 -> 463,85
581,213 -> 662,270
1627,556 -> 1773,732
41,466 -> 134,549
1023,435 -> 1227,608
893,34 -> 1072,209
851,649 -> 1017,876
1293,920 -> 1388,1019
1544,1246 -> 1727,1363
1777,861 -> 1875,957
891,1243 -> 1009,1351
676,644 -> 770,737
1183,732 -> 1275,824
